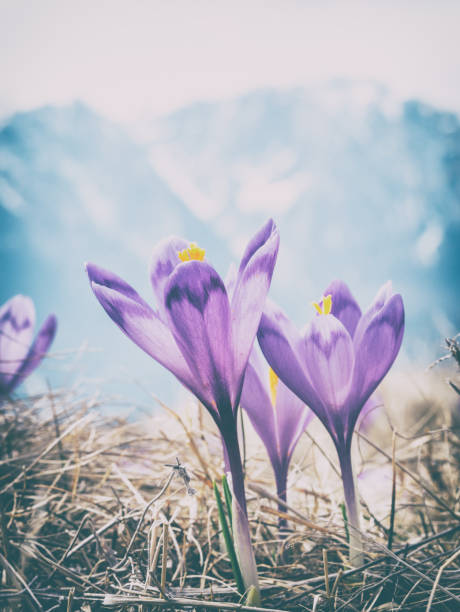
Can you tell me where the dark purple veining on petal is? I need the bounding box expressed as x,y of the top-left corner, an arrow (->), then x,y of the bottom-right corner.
166,263 -> 226,314
164,260 -> 234,412
0,311 -> 33,333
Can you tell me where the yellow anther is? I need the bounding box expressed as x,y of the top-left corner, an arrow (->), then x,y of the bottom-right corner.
312,302 -> 323,315
312,294 -> 333,315
178,242 -> 205,262
323,294 -> 332,315
269,368 -> 279,407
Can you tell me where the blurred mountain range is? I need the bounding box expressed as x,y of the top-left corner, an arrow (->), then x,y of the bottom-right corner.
1,82 -> 459,401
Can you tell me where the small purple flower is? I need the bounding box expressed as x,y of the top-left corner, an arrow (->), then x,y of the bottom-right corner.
87,219 -> 279,594
258,280 -> 404,564
0,295 -> 57,396
240,344 -> 313,526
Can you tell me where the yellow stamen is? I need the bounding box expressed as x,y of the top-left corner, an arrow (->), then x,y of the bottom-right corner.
269,368 -> 279,407
312,302 -> 323,315
312,294 -> 333,315
323,294 -> 332,315
178,242 -> 205,262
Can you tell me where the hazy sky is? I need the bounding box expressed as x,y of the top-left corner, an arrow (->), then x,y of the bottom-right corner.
1,0 -> 460,121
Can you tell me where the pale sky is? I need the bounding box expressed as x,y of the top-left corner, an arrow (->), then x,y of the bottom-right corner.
1,0 -> 460,121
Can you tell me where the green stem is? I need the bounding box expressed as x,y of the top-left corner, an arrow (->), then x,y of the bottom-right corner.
213,481 -> 245,594
222,474 -> 233,524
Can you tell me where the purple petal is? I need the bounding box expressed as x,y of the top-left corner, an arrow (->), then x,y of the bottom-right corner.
224,262 -> 238,301
275,380 -> 313,463
0,295 -> 35,389
240,358 -> 278,469
164,260 -> 235,410
302,315 -> 354,413
87,263 -> 214,409
241,346 -> 313,492
372,281 -> 394,308
258,300 -> 324,419
323,280 -> 362,337
351,293 -> 404,421
149,236 -> 189,316
10,314 -> 57,391
231,221 -> 279,395
86,262 -> 151,309
353,281 -> 393,348
237,218 -> 277,276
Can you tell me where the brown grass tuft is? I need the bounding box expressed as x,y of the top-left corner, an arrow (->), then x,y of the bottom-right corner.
1,353 -> 460,611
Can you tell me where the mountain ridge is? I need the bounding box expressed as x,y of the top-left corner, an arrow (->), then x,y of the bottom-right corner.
1,84 -> 459,399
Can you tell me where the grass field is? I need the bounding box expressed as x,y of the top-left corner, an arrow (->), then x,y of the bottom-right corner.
0,338 -> 459,611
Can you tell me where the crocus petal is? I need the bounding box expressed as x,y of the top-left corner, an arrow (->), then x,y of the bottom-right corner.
350,293 -> 404,426
237,218 -> 277,276
231,222 -> 279,397
372,281 -> 393,308
0,295 -> 35,388
241,345 -> 313,497
149,236 -> 189,316
224,262 -> 238,301
246,340 -> 271,389
302,315 -> 354,413
323,280 -> 362,337
10,314 -> 57,391
86,263 -> 214,409
275,380 -> 313,463
86,262 -> 151,309
165,260 -> 235,410
258,300 -> 324,419
240,359 -> 279,470
353,281 -> 393,348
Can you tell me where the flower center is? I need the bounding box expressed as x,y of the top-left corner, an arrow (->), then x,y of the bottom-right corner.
312,294 -> 332,315
178,242 -> 206,262
269,368 -> 279,407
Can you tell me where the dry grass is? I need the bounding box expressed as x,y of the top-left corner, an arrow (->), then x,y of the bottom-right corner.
1,339 -> 460,611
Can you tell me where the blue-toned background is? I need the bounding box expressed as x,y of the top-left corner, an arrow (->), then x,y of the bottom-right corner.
1,1 -> 459,405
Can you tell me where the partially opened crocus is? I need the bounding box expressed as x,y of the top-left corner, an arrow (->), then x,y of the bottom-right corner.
258,280 -> 404,565
0,295 -> 57,397
86,219 -> 279,595
240,344 -> 313,528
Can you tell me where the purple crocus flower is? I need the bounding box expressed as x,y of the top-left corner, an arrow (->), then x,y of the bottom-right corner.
258,280 -> 404,565
86,219 -> 279,594
240,344 -> 313,528
0,295 -> 57,396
